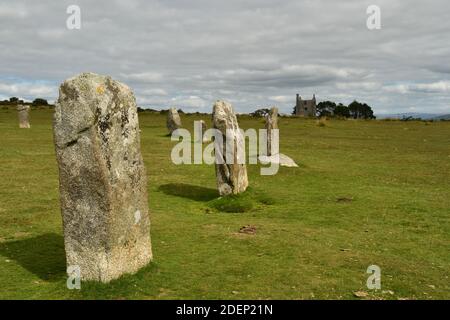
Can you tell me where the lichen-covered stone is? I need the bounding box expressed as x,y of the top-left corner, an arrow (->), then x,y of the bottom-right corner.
167,107 -> 182,134
53,72 -> 152,283
212,100 -> 248,196
265,107 -> 278,156
17,105 -> 30,128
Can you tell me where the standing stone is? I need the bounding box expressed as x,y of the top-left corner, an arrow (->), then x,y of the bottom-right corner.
259,106 -> 298,168
200,120 -> 206,136
17,105 -> 30,128
197,120 -> 207,143
166,107 -> 182,135
212,100 -> 248,196
265,107 -> 278,156
53,73 -> 152,283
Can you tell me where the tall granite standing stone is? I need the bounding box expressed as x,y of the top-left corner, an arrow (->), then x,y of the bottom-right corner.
212,100 -> 248,196
53,73 -> 152,283
265,107 -> 278,156
17,105 -> 30,128
166,107 -> 182,135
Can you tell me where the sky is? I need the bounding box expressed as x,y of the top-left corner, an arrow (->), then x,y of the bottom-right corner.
0,0 -> 449,115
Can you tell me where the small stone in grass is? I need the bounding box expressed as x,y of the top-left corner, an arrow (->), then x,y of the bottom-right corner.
239,225 -> 257,234
337,196 -> 353,202
353,291 -> 369,298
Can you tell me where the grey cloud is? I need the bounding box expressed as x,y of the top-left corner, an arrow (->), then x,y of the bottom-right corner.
0,0 -> 449,114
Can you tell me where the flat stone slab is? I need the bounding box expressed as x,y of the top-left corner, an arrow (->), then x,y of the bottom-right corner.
258,153 -> 299,167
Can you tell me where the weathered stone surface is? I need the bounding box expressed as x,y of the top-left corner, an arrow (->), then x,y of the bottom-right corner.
259,153 -> 299,167
53,72 -> 152,283
212,100 -> 248,196
265,107 -> 278,156
17,105 -> 30,128
166,107 -> 182,134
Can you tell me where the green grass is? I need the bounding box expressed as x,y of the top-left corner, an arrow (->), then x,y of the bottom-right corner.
0,108 -> 449,300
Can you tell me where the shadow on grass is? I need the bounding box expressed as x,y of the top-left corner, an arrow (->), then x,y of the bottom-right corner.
158,183 -> 218,202
0,233 -> 66,281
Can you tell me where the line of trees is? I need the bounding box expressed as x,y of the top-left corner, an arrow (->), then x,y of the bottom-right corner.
316,100 -> 376,119
0,97 -> 25,105
0,97 -> 50,106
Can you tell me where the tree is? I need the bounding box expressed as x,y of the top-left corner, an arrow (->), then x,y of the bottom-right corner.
348,101 -> 360,118
334,103 -> 350,118
316,101 -> 336,117
250,108 -> 270,117
9,97 -> 19,104
32,98 -> 49,106
348,100 -> 375,119
361,103 -> 375,119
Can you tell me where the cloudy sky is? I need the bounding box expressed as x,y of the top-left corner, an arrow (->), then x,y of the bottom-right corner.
1,0 -> 449,115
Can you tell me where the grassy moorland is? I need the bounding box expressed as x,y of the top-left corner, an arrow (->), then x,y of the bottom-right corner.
0,107 -> 449,300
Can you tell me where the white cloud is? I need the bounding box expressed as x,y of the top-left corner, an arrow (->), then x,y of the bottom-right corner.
0,4 -> 27,18
141,88 -> 168,96
170,95 -> 208,109
37,29 -> 65,40
336,82 -> 382,91
383,84 -> 410,94
120,72 -> 163,83
0,81 -> 56,101
268,95 -> 292,103
413,81 -> 450,93
383,81 -> 450,94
